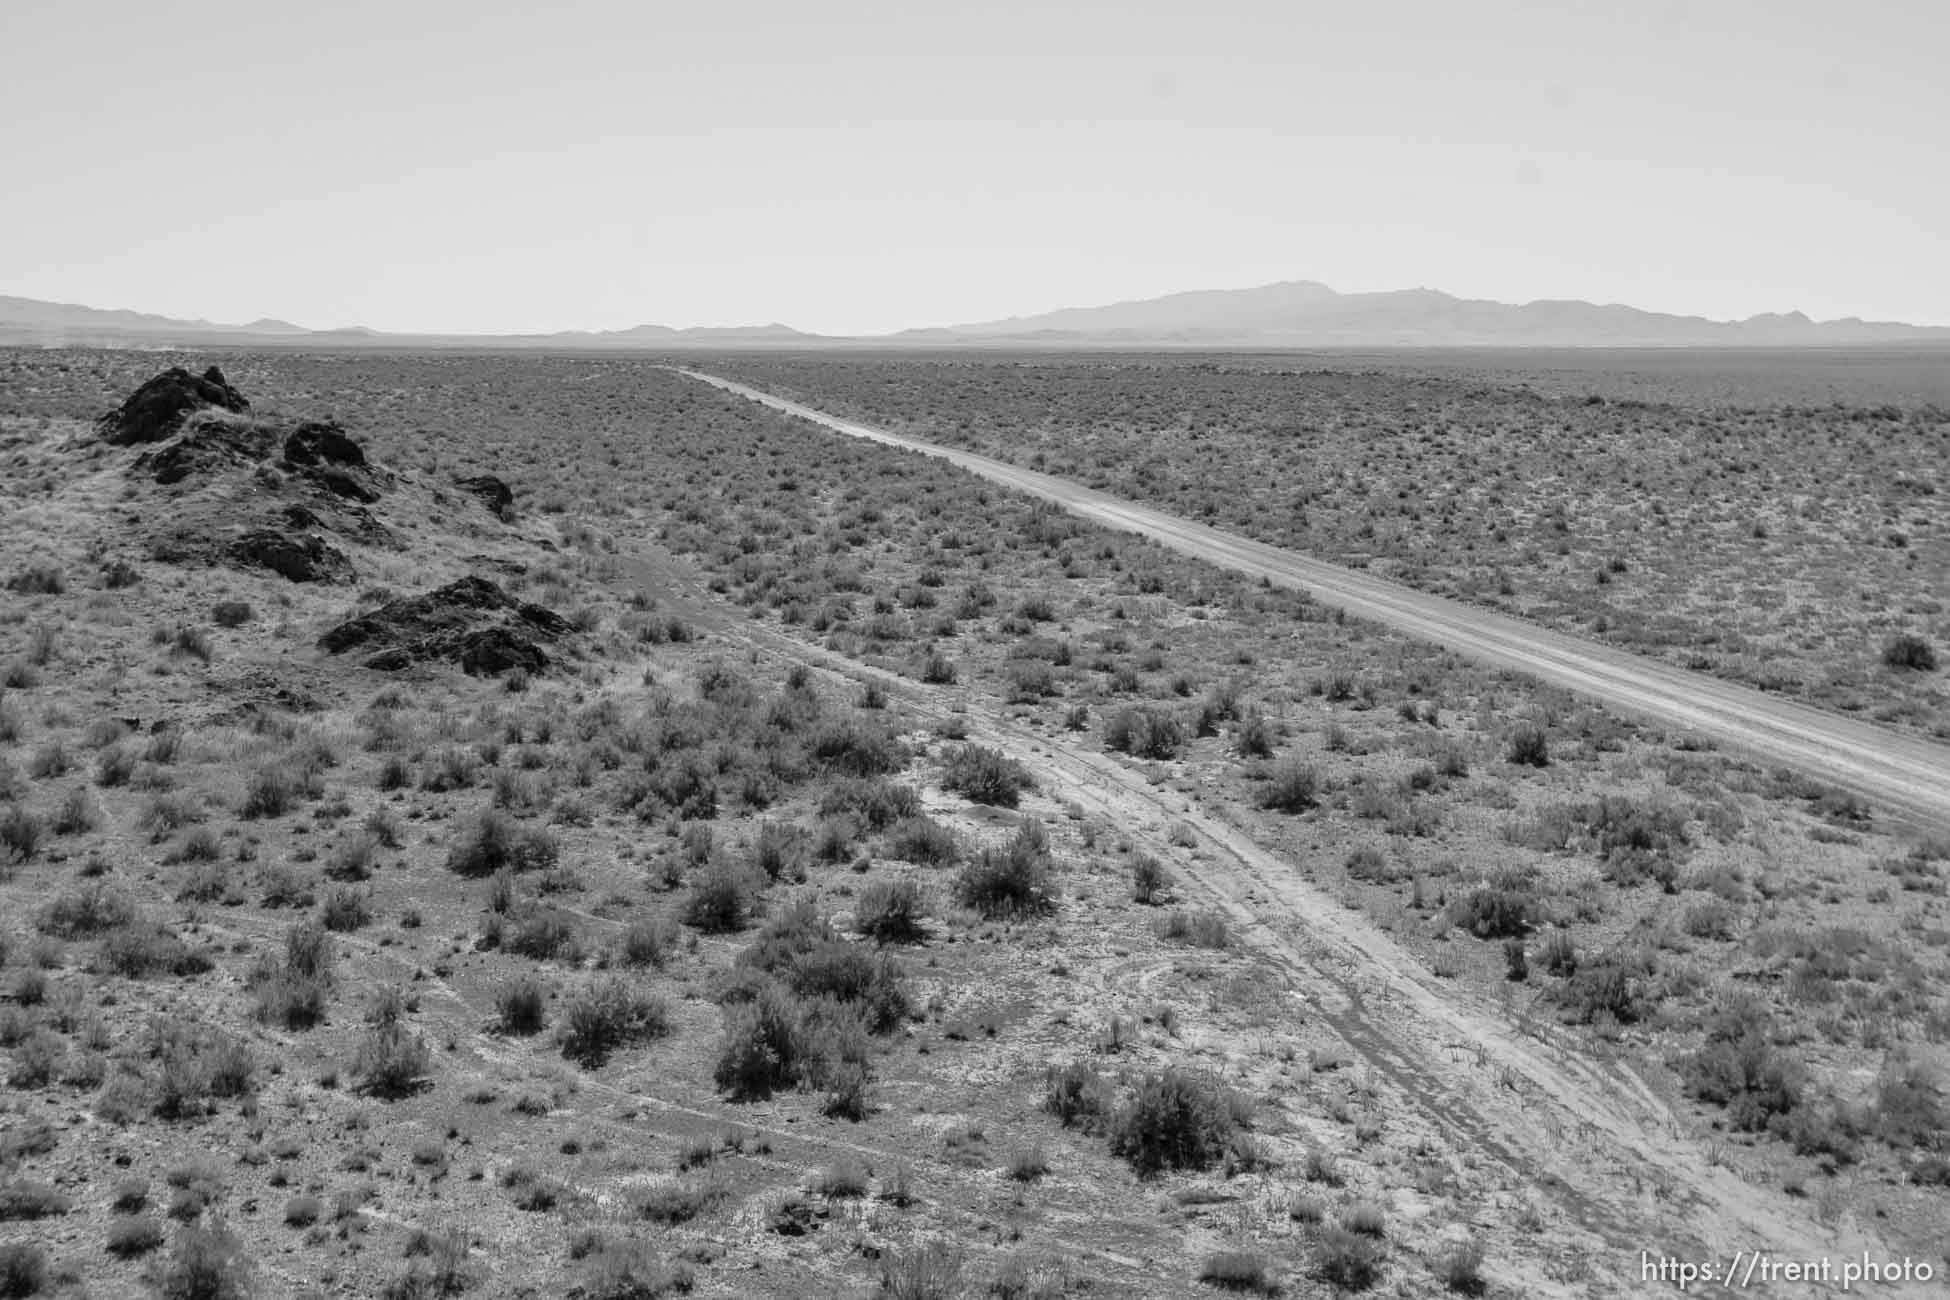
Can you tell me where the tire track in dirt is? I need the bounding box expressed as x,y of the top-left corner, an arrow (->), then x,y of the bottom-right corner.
678,368 -> 1950,837
719,614 -> 1922,1296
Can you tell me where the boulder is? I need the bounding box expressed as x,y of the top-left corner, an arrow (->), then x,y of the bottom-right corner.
282,420 -> 366,468
99,365 -> 250,445
318,575 -> 570,675
280,420 -> 383,502
228,530 -> 355,584
456,475 -> 516,520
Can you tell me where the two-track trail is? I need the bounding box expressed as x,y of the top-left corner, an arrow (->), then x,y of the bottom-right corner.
674,367 -> 1940,1294
678,368 -> 1950,838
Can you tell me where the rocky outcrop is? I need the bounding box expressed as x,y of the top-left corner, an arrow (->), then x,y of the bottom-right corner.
318,576 -> 570,675
228,530 -> 355,584
281,421 -> 383,502
456,475 -> 516,520
282,421 -> 366,469
98,365 -> 250,445
134,415 -> 276,485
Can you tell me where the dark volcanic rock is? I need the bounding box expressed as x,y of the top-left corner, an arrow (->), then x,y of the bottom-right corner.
280,420 -> 383,502
281,501 -> 396,547
228,530 -> 355,584
99,365 -> 250,445
135,415 -> 276,485
456,475 -> 516,520
318,576 -> 570,675
282,421 -> 366,468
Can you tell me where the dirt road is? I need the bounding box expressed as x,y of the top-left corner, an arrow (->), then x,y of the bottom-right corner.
679,368 -> 1950,836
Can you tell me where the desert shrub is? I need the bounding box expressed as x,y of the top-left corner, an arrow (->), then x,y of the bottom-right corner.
319,886 -> 371,932
577,1235 -> 691,1299
807,717 -> 906,778
941,744 -> 1033,808
255,865 -> 312,916
1873,1055 -> 1946,1149
496,976 -> 548,1035
1536,935 -> 1583,974
106,1214 -> 167,1258
1344,846 -> 1402,884
820,776 -> 920,830
1503,939 -> 1528,981
886,815 -> 960,866
1681,1020 -> 1803,1133
1108,1069 -> 1239,1176
147,1019 -> 255,1119
96,744 -> 138,788
354,1020 -> 431,1098
283,1194 -> 322,1226
1132,852 -> 1171,904
812,1156 -> 871,1198
1234,711 -> 1273,759
0,1243 -> 45,1297
250,921 -> 334,1028
501,1163 -> 561,1212
1553,952 -> 1647,1025
560,976 -> 670,1066
879,1241 -> 964,1300
157,1219 -> 253,1300
735,904 -> 910,1033
617,916 -> 676,967
446,809 -> 558,877
170,625 -> 213,663
1104,706 -> 1185,760
681,862 -> 758,933
1506,723 -> 1550,767
505,907 -> 582,961
714,983 -> 812,1100
240,766 -> 315,818
38,882 -> 136,937
210,600 -> 253,628
1446,876 -> 1538,939
49,786 -> 96,836
751,820 -> 811,880
954,823 -> 1054,919
1003,1143 -> 1048,1182
7,1030 -> 60,1088
1341,1201 -> 1386,1237
0,1178 -> 70,1220
1313,1226 -> 1383,1289
1261,758 -> 1318,812
855,878 -> 927,943
1155,909 -> 1230,949
0,807 -> 42,863
1432,1238 -> 1486,1294
0,1123 -> 54,1164
1199,1251 -> 1275,1294
26,743 -> 69,780
100,923 -> 209,979
6,566 -> 64,596
327,833 -> 378,881
1883,633 -> 1938,671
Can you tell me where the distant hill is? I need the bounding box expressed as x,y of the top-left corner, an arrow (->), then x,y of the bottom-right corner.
3,285 -> 1945,351
0,295 -> 826,350
913,281 -> 1950,348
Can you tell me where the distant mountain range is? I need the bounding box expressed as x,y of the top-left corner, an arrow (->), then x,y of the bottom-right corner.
4,282 -> 1946,351
909,281 -> 1950,347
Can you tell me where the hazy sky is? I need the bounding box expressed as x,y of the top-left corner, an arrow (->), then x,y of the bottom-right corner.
4,0 -> 1945,334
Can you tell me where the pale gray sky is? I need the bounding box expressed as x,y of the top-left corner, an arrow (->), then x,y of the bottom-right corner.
3,0 -> 1944,334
